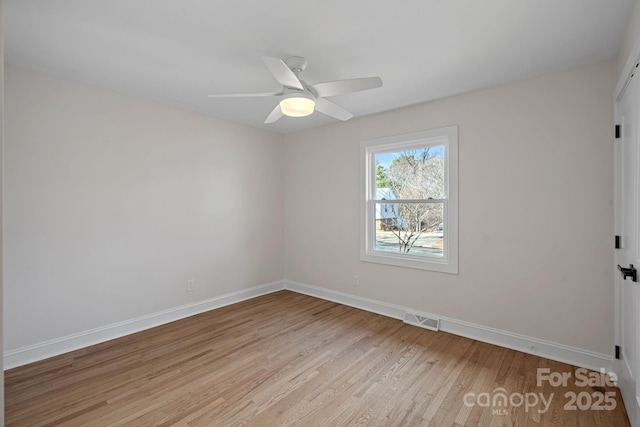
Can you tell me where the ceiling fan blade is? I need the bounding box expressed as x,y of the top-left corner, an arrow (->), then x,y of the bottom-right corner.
314,98 -> 353,121
207,92 -> 281,98
264,104 -> 283,124
310,76 -> 383,98
262,57 -> 304,90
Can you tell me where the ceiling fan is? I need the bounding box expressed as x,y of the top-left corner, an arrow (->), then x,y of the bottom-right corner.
208,56 -> 383,124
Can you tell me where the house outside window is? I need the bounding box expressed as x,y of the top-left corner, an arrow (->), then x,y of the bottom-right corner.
360,126 -> 458,273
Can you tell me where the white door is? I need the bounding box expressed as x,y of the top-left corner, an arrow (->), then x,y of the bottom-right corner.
615,64 -> 640,426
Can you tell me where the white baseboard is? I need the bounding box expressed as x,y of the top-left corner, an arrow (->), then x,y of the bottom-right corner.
284,280 -> 613,373
5,279 -> 613,374
4,280 -> 285,370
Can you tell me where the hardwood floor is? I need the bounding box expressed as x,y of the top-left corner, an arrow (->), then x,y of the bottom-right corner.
5,290 -> 630,426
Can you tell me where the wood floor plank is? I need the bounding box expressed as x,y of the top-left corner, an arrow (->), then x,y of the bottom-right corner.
5,290 -> 631,426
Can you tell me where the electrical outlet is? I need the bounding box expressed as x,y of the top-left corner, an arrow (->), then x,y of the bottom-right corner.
186,279 -> 195,292
353,275 -> 359,287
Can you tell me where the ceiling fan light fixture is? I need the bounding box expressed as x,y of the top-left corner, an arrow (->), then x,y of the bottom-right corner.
279,95 -> 315,117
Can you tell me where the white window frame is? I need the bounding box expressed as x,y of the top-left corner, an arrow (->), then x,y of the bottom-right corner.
360,125 -> 458,273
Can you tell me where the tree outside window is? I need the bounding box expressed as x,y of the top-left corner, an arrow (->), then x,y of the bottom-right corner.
375,148 -> 445,255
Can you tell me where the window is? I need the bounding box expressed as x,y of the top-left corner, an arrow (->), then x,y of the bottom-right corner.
360,126 -> 458,273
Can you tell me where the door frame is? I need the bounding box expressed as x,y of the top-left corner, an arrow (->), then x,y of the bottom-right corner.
615,41 -> 640,427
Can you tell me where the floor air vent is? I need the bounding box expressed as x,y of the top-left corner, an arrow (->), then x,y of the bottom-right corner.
403,312 -> 440,331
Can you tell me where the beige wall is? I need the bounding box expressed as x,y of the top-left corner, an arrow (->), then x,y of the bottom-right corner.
4,66 -> 284,351
284,60 -> 615,355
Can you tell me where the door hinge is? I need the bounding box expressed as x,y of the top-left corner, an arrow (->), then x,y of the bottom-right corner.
615,125 -> 621,139
615,345 -> 621,360
615,235 -> 621,249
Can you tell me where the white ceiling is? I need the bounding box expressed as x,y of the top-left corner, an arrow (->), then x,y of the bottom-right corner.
5,0 -> 635,134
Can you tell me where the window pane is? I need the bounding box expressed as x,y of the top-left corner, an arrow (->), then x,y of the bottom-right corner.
374,202 -> 444,257
374,146 -> 445,200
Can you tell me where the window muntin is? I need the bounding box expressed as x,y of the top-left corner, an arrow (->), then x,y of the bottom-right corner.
360,126 -> 458,273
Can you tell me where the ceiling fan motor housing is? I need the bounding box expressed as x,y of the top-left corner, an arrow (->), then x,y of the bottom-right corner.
285,56 -> 308,73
